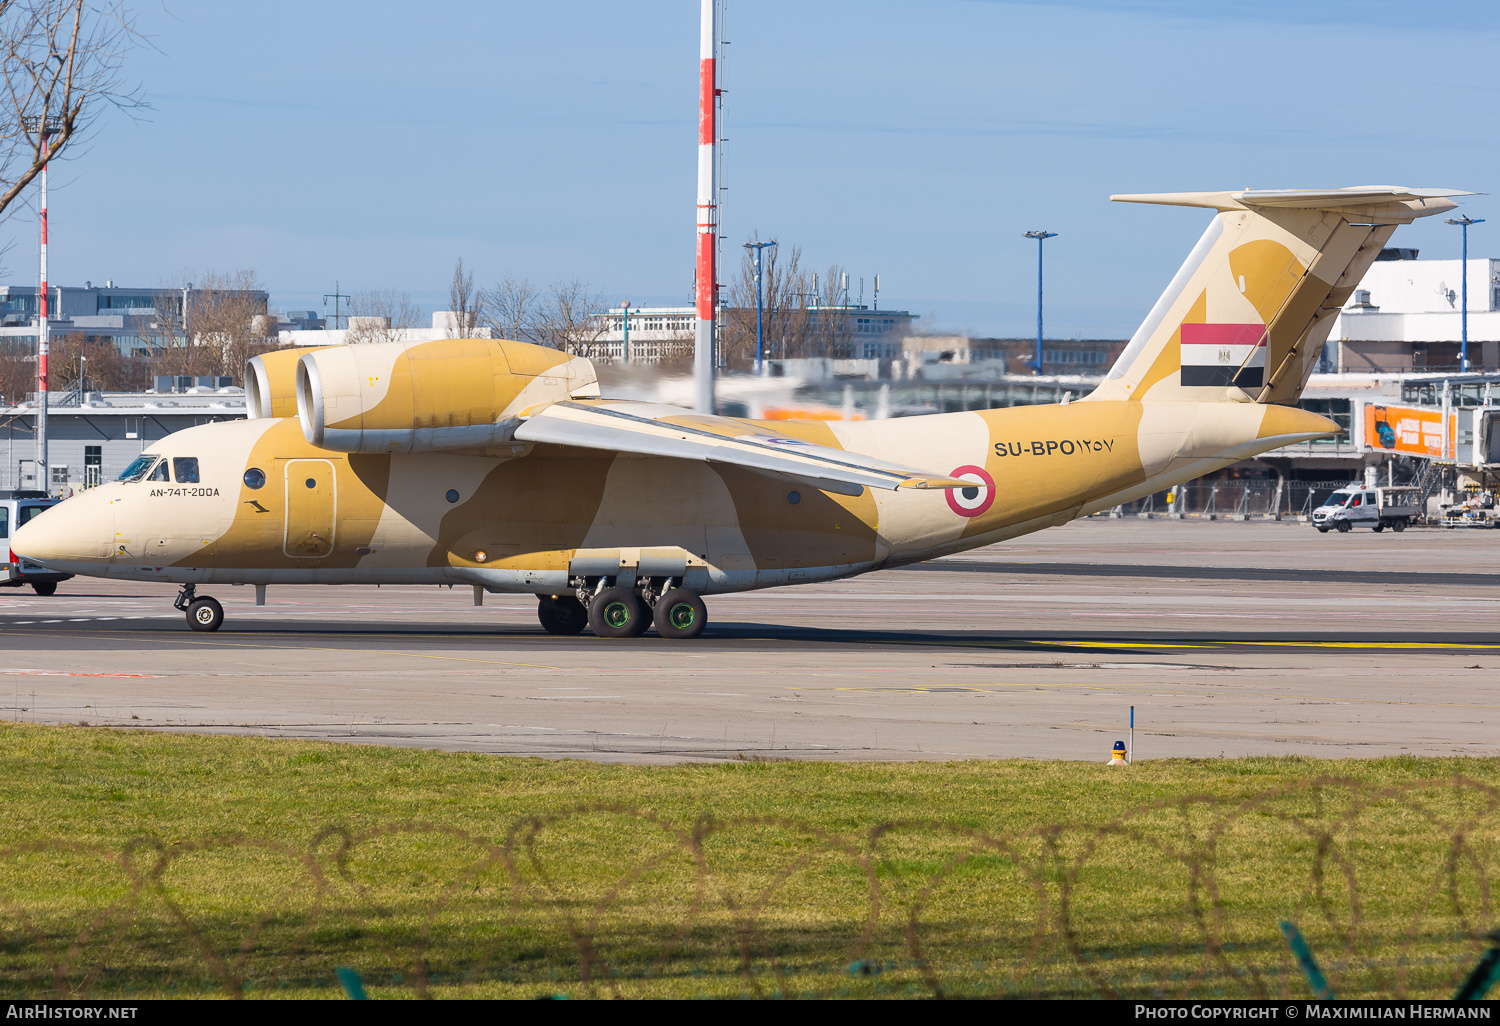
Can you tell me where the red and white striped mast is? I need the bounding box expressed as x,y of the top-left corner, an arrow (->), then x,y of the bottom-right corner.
33,118 -> 56,491
693,0 -> 719,414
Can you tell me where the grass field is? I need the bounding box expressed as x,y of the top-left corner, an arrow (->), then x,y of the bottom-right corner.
2,722 -> 1499,1000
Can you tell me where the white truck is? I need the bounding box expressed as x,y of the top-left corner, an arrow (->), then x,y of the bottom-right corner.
1311,485 -> 1420,534
0,490 -> 72,594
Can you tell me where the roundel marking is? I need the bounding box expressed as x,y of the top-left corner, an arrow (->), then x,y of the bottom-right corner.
946,465 -> 996,517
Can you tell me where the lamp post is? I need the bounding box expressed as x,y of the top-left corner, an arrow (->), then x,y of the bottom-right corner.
1023,230 -> 1057,374
1445,215 -> 1485,372
743,239 -> 776,375
621,300 -> 630,365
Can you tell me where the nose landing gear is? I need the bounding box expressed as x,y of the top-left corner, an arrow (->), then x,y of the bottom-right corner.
174,584 -> 224,632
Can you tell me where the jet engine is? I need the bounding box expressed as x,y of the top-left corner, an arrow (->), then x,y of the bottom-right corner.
246,347 -> 328,419
295,338 -> 600,453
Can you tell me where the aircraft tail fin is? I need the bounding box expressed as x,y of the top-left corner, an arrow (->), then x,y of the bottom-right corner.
1087,187 -> 1472,405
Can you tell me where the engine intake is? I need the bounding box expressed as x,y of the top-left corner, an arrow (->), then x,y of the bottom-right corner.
246,347 -> 328,419
295,338 -> 600,453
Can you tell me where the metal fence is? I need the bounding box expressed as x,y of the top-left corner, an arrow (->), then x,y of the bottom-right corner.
1102,479 -> 1363,520
4,777 -> 1500,999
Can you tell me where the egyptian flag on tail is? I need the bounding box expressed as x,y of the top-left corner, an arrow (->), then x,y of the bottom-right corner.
1180,322 -> 1267,389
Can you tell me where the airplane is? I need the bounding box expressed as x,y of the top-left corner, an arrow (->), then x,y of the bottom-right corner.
12,186 -> 1465,639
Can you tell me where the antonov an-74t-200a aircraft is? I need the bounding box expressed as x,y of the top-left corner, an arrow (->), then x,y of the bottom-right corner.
12,186 -> 1466,639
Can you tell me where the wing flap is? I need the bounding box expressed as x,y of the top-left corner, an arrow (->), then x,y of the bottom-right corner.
512,400 -> 971,494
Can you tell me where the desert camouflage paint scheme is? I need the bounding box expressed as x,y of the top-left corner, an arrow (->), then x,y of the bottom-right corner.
13,187 -> 1465,603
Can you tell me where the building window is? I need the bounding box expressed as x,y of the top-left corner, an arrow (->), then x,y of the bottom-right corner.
125,417 -> 142,439
84,446 -> 102,488
50,465 -> 68,489
97,294 -> 155,311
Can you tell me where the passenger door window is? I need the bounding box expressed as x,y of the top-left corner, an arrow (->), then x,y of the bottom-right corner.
0,507 -> 8,539
173,457 -> 199,484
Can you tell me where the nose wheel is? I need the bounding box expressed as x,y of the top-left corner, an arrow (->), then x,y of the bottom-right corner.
174,584 -> 225,632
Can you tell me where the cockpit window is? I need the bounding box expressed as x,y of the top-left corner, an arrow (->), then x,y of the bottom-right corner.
118,454 -> 160,483
173,457 -> 200,484
148,461 -> 169,482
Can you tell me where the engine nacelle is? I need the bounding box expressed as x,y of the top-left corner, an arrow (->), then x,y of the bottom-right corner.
295,338 -> 600,453
246,347 -> 328,419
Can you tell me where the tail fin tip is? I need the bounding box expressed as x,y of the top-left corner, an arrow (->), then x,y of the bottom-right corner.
1092,185 -> 1474,406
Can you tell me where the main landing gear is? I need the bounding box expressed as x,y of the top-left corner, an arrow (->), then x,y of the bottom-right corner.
174,584 -> 224,632
536,579 -> 708,640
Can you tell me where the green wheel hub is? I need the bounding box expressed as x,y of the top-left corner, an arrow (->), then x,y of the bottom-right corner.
603,601 -> 631,629
668,603 -> 696,629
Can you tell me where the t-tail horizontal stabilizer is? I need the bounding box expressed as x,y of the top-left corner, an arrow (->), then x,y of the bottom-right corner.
1090,186 -> 1476,406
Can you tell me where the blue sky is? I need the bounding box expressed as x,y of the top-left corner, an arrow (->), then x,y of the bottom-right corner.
13,0 -> 1499,337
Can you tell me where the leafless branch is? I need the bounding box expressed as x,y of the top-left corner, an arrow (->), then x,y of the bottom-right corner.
0,1 -> 148,219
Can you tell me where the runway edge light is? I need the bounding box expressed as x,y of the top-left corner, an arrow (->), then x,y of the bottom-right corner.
1109,740 -> 1128,767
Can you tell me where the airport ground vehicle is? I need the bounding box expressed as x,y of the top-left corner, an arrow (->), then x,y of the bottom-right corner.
0,491 -> 71,594
1312,486 -> 1420,534
10,186 -> 1465,637
1442,489 -> 1500,528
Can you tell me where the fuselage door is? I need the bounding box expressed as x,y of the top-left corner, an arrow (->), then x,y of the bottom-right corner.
283,459 -> 337,558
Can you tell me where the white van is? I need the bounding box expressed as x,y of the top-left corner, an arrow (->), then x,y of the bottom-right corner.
0,491 -> 72,594
1311,486 -> 1420,534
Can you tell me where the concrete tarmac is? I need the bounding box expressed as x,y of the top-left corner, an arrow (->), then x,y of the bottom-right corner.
3,518 -> 1499,763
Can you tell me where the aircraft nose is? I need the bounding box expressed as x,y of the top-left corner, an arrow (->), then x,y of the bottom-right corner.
11,491 -> 115,567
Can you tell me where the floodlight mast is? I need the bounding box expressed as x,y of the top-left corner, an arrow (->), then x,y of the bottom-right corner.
1023,230 -> 1057,374
1445,215 -> 1485,372
693,0 -> 721,413
24,114 -> 58,493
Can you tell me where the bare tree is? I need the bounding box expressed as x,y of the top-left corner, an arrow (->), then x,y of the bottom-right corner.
139,270 -> 270,383
478,275 -> 606,354
0,1 -> 146,219
346,288 -> 419,345
0,335 -> 31,401
811,263 -> 854,359
444,257 -> 480,338
479,274 -> 542,344
187,269 -> 271,378
539,278 -> 607,355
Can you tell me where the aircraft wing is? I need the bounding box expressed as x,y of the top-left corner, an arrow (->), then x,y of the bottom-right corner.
512,399 -> 973,496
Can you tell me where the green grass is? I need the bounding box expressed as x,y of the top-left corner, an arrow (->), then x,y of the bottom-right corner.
1,722 -> 1499,999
